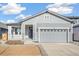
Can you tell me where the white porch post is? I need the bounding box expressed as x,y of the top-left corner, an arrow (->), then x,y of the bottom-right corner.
8,26 -> 12,40
33,24 -> 35,41
67,24 -> 73,43
33,24 -> 38,41
21,24 -> 25,40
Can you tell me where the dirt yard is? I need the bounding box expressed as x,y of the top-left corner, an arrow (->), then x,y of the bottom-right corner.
0,44 -> 41,56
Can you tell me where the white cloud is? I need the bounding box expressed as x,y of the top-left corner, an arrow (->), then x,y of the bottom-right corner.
16,14 -> 25,19
15,14 -> 32,20
0,14 -> 32,23
15,14 -> 32,22
0,19 -> 17,23
6,20 -> 16,23
0,3 -> 26,15
46,3 -> 74,14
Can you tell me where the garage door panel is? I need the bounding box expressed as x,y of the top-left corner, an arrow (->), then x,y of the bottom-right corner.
54,32 -> 66,42
39,29 -> 67,43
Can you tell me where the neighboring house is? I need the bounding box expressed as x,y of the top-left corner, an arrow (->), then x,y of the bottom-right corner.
67,16 -> 79,24
6,10 -> 74,43
66,16 -> 79,42
73,24 -> 79,42
0,22 -> 8,39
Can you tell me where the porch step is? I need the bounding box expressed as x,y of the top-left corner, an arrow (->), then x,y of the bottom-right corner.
5,40 -> 24,45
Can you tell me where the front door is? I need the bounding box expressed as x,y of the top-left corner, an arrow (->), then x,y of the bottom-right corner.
29,26 -> 33,39
25,25 -> 33,39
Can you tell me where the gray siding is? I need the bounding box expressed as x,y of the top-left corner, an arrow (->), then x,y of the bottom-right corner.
37,23 -> 71,27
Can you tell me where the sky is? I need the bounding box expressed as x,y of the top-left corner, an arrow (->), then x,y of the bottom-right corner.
0,3 -> 79,23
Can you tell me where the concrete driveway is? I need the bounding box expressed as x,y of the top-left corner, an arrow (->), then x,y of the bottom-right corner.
40,43 -> 79,56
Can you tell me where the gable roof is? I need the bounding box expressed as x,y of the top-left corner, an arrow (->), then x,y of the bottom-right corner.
66,16 -> 79,19
20,10 -> 74,23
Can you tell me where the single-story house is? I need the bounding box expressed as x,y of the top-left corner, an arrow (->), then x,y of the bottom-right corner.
6,10 -> 74,43
73,23 -> 79,42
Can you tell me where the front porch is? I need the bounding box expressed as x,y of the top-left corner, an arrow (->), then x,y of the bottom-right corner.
8,24 -> 34,40
5,23 -> 37,45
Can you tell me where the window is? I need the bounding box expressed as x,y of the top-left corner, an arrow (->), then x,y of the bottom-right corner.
63,29 -> 67,32
40,29 -> 43,32
44,29 -> 47,32
47,29 -> 50,31
17,27 -> 21,34
12,27 -> 21,35
54,29 -> 56,32
57,29 -> 60,32
50,29 -> 53,31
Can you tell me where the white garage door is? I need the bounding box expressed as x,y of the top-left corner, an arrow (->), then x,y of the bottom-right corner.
39,29 -> 68,43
